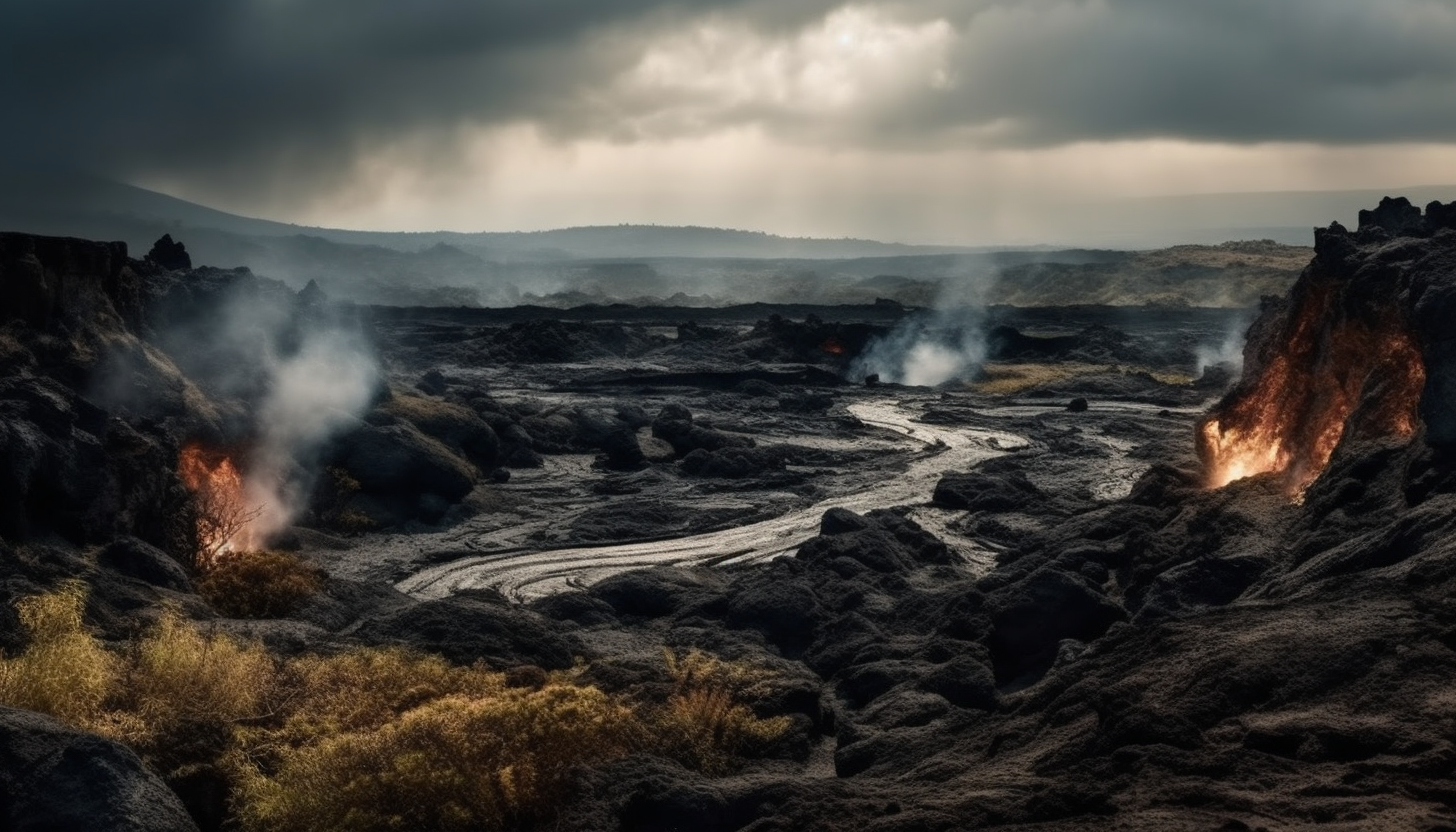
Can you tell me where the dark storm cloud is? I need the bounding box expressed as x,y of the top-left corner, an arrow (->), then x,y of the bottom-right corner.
0,0 -> 840,197
901,0 -> 1456,147
4,0 -> 1455,203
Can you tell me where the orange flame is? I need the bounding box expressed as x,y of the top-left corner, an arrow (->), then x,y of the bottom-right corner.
178,443 -> 263,566
1197,288 -> 1425,496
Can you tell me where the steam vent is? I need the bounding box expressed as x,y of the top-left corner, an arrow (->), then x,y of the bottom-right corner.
1199,197 -> 1456,494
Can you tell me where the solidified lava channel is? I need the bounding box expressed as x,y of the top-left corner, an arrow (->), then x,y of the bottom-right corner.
1197,282 -> 1426,496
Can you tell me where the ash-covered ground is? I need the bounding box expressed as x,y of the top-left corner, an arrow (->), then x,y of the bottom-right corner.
325,303 -> 1236,601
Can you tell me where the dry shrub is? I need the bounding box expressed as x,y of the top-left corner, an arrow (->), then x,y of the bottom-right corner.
260,647 -> 505,751
198,550 -> 324,618
0,587 -> 797,832
0,581 -> 117,725
95,608 -> 277,800
315,468 -> 375,533
649,650 -> 792,775
237,683 -> 642,832
114,608 -> 275,733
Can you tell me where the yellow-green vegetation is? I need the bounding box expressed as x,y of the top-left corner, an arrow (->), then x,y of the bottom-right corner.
0,581 -> 117,723
0,586 -> 793,832
197,550 -> 324,618
238,686 -> 640,832
653,649 -> 793,776
972,362 -> 1195,396
108,609 -> 274,737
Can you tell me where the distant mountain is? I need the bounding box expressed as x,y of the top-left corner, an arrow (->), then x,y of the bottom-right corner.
0,167 -> 1432,308
0,168 -> 985,262
1055,186 -> 1456,248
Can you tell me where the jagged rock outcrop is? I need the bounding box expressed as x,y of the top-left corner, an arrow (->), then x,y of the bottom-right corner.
1199,196 -> 1456,493
145,234 -> 191,271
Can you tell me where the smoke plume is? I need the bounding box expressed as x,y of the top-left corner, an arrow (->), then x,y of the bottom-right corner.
851,309 -> 987,387
245,327 -> 378,542
851,270 -> 993,387
1195,314 -> 1250,378
120,274 -> 380,549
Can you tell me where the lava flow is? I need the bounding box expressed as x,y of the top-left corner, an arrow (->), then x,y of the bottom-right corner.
1197,284 -> 1425,496
177,442 -> 263,566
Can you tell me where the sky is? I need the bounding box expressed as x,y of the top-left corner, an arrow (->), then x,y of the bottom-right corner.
4,0 -> 1456,244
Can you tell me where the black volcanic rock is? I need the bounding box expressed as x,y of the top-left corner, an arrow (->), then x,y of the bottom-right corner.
0,232 -> 137,332
145,234 -> 191,271
96,537 -> 192,592
651,406 -> 752,457
339,422 -> 477,502
597,426 -> 648,471
678,447 -> 783,478
0,707 -> 199,832
353,591 -> 577,670
986,567 -> 1126,683
933,466 -> 1044,512
1201,198 -> 1456,488
1357,196 -> 1426,237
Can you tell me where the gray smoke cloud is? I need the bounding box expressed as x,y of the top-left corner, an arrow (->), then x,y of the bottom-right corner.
101,275 -> 381,547
1195,314 -> 1251,379
3,0 -> 1456,211
851,310 -> 986,387
851,272 -> 994,386
246,325 -> 378,542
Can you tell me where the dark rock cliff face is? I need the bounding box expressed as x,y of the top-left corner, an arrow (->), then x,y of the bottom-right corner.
1198,197 -> 1456,493
0,234 -> 194,551
0,232 -> 138,333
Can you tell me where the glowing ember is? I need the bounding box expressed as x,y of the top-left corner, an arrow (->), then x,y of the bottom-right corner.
177,443 -> 264,567
821,337 -> 846,356
1197,288 -> 1425,497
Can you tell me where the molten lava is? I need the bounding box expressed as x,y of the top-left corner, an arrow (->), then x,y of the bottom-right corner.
821,337 -> 846,356
177,443 -> 263,566
1197,286 -> 1425,496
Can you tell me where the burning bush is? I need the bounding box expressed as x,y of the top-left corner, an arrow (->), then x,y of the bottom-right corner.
178,442 -> 264,569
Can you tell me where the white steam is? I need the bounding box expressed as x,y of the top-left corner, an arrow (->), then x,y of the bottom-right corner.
853,313 -> 987,387
1195,315 -> 1250,377
245,329 -> 379,542
851,272 -> 992,387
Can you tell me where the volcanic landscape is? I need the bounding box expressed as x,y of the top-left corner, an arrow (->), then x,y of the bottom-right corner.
4,198 -> 1456,831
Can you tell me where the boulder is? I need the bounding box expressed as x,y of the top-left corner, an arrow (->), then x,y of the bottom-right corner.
597,427 -> 648,471
0,707 -> 199,832
987,567 -> 1126,682
678,447 -> 782,478
339,422 -> 477,500
796,510 -> 956,573
96,537 -> 192,591
933,468 -> 1045,512
353,591 -> 577,670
